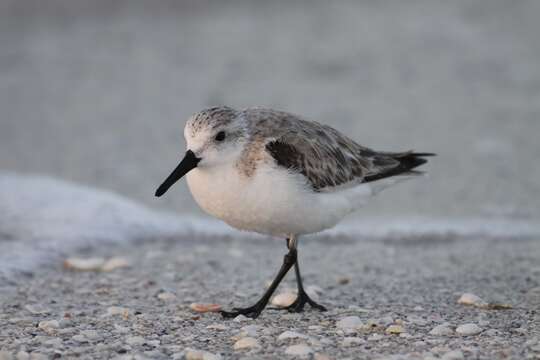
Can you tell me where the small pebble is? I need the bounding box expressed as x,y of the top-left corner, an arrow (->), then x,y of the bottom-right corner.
63,257 -> 105,271
105,306 -> 130,318
38,320 -> 60,334
386,325 -> 404,334
233,315 -> 250,322
240,325 -> 261,337
157,292 -> 177,301
336,316 -> 363,331
457,293 -> 512,310
430,324 -> 454,336
189,303 -> 221,313
278,331 -> 308,341
233,337 -> 259,350
456,324 -> 482,336
72,335 -> 88,343
284,344 -> 313,356
100,257 -> 130,271
458,293 -> 487,307
271,292 -> 297,308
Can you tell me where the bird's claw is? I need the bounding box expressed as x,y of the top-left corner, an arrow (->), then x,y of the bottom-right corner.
220,305 -> 264,319
280,291 -> 327,313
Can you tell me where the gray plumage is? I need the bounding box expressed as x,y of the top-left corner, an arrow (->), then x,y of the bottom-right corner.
242,107 -> 433,192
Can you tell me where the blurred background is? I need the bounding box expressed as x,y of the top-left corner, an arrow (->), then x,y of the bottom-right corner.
1,0 -> 539,220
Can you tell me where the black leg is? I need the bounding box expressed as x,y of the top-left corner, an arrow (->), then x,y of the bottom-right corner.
282,237 -> 327,313
220,247 -> 297,319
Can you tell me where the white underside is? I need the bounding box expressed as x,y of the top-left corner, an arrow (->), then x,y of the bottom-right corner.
186,162 -> 410,237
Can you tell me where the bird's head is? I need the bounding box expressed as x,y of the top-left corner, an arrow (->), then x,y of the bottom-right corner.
155,106 -> 246,197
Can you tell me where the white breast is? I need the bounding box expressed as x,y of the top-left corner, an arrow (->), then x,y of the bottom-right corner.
186,162 -> 377,237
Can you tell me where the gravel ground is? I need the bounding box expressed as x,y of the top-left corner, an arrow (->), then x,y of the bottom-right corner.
1,232 -> 539,359
2,2 -> 540,359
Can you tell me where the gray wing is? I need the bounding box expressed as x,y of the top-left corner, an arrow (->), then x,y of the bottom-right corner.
245,108 -> 432,191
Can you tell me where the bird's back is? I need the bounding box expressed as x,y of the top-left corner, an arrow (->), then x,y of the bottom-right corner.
242,108 -> 433,193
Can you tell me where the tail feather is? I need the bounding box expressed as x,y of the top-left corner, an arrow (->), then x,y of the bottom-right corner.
363,152 -> 435,183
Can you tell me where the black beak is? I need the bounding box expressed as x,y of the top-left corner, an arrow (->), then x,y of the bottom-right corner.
155,150 -> 201,197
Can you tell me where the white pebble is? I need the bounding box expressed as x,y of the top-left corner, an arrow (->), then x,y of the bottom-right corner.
336,316 -> 363,331
441,350 -> 464,360
0,351 -> 12,360
429,324 -> 454,336
456,323 -> 482,336
38,320 -> 60,334
105,306 -> 130,318
271,292 -> 297,308
63,257 -> 105,271
72,335 -> 87,343
285,344 -> 313,356
278,331 -> 308,341
157,292 -> 177,301
233,337 -> 259,350
233,315 -> 250,323
100,257 -> 130,271
457,293 -> 487,307
113,324 -> 130,334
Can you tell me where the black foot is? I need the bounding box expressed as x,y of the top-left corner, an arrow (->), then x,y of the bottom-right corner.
220,304 -> 265,319
282,290 -> 327,313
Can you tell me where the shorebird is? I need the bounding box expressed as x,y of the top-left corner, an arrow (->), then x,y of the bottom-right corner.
155,106 -> 434,319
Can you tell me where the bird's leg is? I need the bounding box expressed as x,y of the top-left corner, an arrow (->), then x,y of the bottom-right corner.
220,245 -> 297,319
282,236 -> 327,313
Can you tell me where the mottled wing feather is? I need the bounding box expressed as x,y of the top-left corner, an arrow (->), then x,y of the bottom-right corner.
245,108 -> 430,191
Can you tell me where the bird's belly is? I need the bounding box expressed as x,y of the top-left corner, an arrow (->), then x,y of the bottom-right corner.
186,166 -> 357,236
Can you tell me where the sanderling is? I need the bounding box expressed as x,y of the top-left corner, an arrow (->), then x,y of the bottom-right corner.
155,106 -> 434,318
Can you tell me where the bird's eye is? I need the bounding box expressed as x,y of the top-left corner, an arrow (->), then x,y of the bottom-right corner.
215,131 -> 226,142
